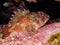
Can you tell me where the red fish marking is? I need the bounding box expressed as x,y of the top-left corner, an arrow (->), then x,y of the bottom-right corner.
2,9 -> 49,38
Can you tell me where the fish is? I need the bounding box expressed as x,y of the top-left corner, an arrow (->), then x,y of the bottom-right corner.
2,9 -> 49,38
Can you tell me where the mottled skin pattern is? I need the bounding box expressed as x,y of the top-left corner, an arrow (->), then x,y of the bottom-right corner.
1,9 -> 49,38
